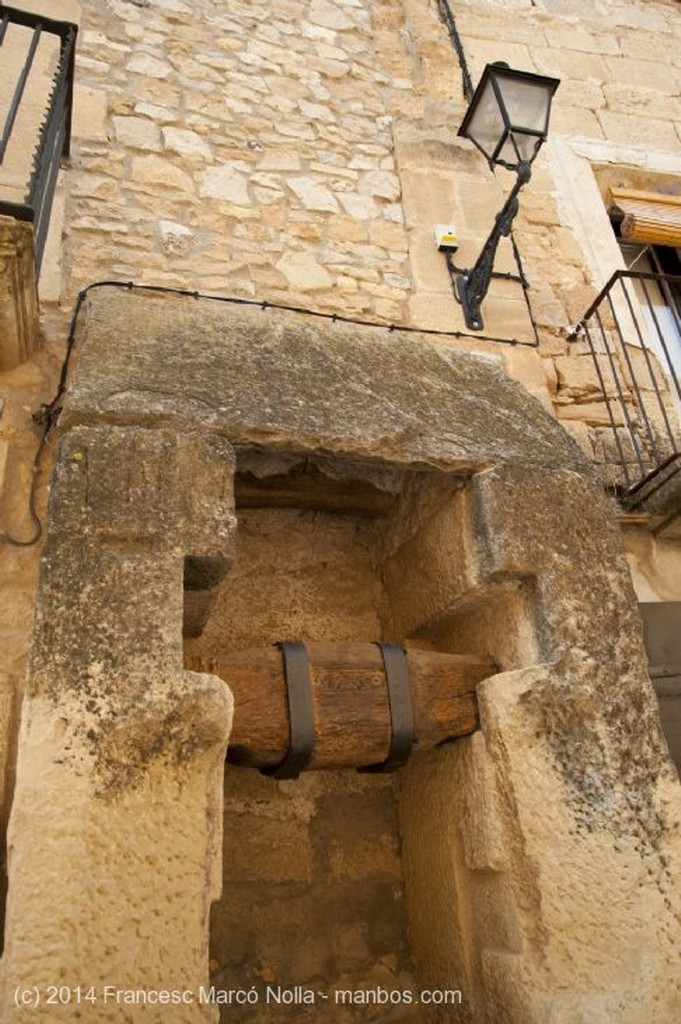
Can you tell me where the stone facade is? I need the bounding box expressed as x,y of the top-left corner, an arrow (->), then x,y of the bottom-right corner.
0,1 -> 680,1022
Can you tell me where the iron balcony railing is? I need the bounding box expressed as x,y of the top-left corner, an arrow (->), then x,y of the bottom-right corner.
0,4 -> 77,272
569,269 -> 681,500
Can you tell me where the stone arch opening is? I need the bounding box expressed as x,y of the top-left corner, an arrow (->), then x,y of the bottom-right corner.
181,448 -> 544,1020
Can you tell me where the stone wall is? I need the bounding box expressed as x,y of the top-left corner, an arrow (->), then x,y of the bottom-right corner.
27,0 -> 681,481
59,0 -> 414,322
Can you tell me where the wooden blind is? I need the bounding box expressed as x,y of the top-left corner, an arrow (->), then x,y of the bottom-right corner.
608,187 -> 681,247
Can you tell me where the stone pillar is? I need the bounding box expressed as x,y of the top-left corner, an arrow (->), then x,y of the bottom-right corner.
399,466 -> 681,1024
1,425 -> 236,1022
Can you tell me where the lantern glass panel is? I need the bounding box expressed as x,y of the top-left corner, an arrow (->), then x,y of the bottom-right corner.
498,73 -> 552,134
464,77 -> 505,163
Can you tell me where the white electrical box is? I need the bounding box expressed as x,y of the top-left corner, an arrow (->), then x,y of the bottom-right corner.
435,224 -> 459,251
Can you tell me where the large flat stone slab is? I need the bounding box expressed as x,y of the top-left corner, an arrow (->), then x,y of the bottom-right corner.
61,287 -> 590,475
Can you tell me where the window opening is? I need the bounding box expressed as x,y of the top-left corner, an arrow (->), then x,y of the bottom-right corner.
619,241 -> 681,387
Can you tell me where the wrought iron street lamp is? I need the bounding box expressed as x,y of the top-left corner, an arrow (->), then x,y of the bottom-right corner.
455,63 -> 560,331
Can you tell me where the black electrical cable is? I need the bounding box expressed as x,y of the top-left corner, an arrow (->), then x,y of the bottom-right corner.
69,278 -> 535,344
0,277 -> 537,547
436,0 -> 474,101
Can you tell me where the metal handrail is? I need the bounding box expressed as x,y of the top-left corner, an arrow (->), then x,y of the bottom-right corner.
0,4 -> 77,272
569,268 -> 681,495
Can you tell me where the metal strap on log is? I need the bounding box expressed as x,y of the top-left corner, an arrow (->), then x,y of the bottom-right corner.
260,642 -> 315,780
359,643 -> 415,773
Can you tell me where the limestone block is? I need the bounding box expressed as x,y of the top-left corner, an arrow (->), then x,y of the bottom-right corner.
475,668 -> 680,1023
555,400 -> 627,426
602,57 -> 672,95
3,691 -> 231,1023
399,168 -> 461,231
60,289 -> 588,476
602,83 -> 680,121
0,218 -> 38,372
0,439 -> 8,497
72,84 -> 108,141
596,111 -> 679,151
126,52 -> 170,78
454,731 -> 510,873
544,27 -> 621,56
159,219 -> 195,255
405,232 -> 451,295
622,346 -> 669,392
504,347 -> 557,407
381,484 -> 472,637
46,426 -> 236,554
0,672 -> 16,823
407,290 -> 464,332
551,105 -> 604,139
113,115 -> 162,151
257,150 -> 301,170
358,170 -> 401,201
162,127 -> 212,160
276,252 -> 333,291
287,176 -> 339,212
607,3 -> 669,31
328,215 -> 367,243
554,354 -> 613,397
134,101 -> 177,123
338,192 -> 377,219
466,39 -> 535,82
199,165 -> 250,204
476,291 -> 536,346
370,220 -> 409,252
528,281 -> 567,329
558,420 -> 593,459
131,154 -> 194,193
533,46 -> 609,83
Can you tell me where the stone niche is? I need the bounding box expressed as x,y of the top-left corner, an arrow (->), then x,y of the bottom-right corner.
183,449 -> 542,1023
2,288 -> 678,1024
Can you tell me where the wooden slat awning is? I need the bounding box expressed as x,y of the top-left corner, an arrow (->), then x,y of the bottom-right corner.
609,187 -> 681,247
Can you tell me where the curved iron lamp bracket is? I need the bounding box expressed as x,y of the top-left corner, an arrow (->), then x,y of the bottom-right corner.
455,161 -> 532,331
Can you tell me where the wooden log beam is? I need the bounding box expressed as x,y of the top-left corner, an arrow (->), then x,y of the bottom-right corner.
187,643 -> 495,771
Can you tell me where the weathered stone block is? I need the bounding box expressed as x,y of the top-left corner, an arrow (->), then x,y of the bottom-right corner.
112,115 -> 162,151
597,111 -> 679,150
0,218 -> 38,372
60,289 -> 588,475
71,84 -> 108,141
276,252 -> 333,291
48,425 -> 236,554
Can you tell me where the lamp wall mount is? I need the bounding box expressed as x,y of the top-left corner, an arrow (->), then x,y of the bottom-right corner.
454,162 -> 531,332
